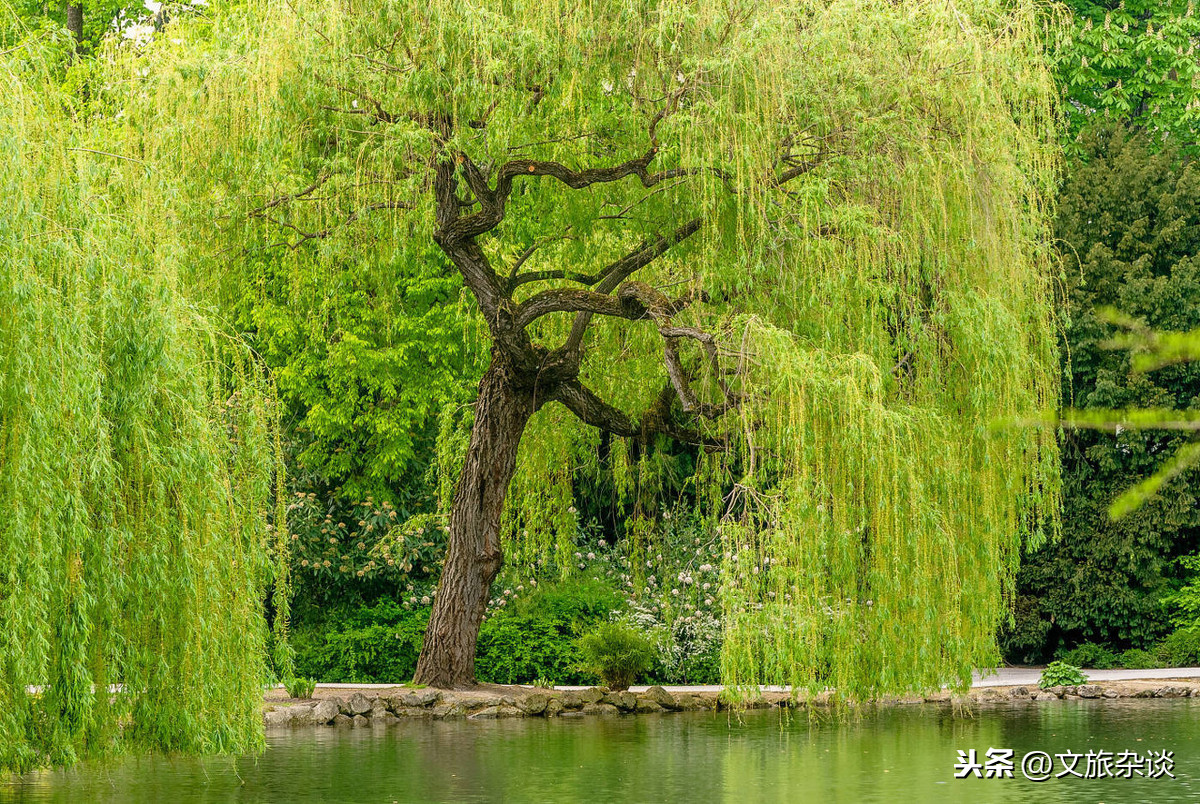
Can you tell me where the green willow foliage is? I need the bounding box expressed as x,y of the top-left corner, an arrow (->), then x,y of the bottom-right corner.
0,50 -> 280,772
105,0 -> 1058,702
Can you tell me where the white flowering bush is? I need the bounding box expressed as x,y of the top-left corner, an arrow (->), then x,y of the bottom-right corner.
488,505 -> 726,684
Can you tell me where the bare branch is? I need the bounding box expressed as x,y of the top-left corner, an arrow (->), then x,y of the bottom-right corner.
552,379 -> 719,447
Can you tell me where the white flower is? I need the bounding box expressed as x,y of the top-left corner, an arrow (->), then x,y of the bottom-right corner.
516,585 -> 524,592
704,598 -> 713,606
671,588 -> 679,596
587,552 -> 595,560
568,506 -> 577,515
601,79 -> 614,94
702,582 -> 710,590
598,539 -> 607,547
420,596 -> 431,605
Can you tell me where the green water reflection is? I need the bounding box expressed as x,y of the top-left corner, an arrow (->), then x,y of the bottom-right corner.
4,699 -> 1199,803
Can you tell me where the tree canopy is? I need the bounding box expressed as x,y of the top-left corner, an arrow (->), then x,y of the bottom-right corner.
88,0 -> 1064,696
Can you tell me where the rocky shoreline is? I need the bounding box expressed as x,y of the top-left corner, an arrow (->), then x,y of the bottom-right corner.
262,679 -> 1200,728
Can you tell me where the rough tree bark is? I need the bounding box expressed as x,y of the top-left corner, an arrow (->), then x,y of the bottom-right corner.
412,356 -> 537,688
66,4 -> 83,46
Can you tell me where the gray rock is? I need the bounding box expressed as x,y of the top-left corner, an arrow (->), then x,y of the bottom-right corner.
347,693 -> 372,715
288,704 -> 320,725
642,686 -> 677,710
559,691 -> 585,709
306,699 -> 337,724
447,693 -> 500,711
635,698 -> 664,714
602,691 -> 638,712
469,705 -> 522,719
1034,692 -> 1058,702
263,708 -> 293,727
1103,688 -> 1120,698
1154,685 -> 1190,698
544,698 -> 564,717
332,697 -> 349,715
403,689 -> 442,708
1077,685 -> 1102,699
333,713 -> 353,726
351,714 -> 370,727
370,698 -> 389,718
518,693 -> 549,715
431,703 -> 466,719
580,687 -> 604,705
373,712 -> 399,725
1009,686 -> 1029,699
581,702 -> 621,715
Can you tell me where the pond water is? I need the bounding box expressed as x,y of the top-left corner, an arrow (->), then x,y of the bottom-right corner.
3,700 -> 1199,803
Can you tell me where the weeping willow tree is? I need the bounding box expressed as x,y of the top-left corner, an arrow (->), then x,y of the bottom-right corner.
0,47 -> 284,772
110,0 -> 1063,692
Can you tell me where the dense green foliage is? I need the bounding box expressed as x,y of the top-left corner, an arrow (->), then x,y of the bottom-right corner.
1058,642 -> 1121,669
1119,648 -> 1157,669
577,622 -> 657,692
1055,1 -> 1200,150
1009,127 -> 1200,661
292,600 -> 429,684
1155,627 -> 1200,666
476,579 -> 623,686
0,48 -> 280,773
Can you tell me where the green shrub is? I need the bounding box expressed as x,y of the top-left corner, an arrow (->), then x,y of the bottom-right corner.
1058,642 -> 1121,670
577,621 -> 655,691
1038,661 -> 1087,689
285,677 -> 316,699
1120,648 -> 1160,670
292,599 -> 428,683
1155,628 -> 1200,667
476,578 -> 622,685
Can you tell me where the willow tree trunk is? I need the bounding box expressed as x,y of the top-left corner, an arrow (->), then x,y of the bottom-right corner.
412,357 -> 536,687
66,4 -> 82,45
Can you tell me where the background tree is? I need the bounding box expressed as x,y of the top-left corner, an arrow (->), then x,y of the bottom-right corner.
1055,0 -> 1200,152
1004,127 -> 1200,661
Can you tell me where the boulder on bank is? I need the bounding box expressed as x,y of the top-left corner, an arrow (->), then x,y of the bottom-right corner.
641,686 -> 678,710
